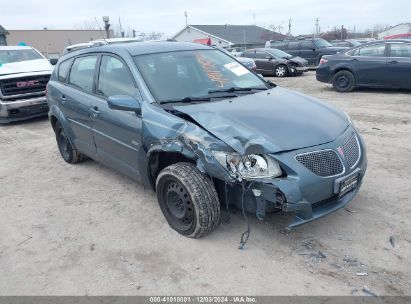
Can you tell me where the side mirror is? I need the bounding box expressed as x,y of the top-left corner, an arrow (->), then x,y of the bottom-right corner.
108,95 -> 141,114
50,58 -> 58,65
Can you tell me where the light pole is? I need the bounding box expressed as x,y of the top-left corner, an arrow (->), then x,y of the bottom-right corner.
102,16 -> 110,38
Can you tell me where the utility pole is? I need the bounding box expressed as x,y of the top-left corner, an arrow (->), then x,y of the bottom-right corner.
102,16 -> 110,38
341,25 -> 344,40
288,18 -> 292,37
132,29 -> 136,38
184,11 -> 188,26
315,18 -> 319,38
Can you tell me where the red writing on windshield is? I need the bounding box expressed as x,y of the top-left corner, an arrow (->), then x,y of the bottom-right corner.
195,53 -> 228,88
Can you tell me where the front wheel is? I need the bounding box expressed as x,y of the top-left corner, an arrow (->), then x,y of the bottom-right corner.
275,64 -> 288,77
156,162 -> 220,238
332,70 -> 356,92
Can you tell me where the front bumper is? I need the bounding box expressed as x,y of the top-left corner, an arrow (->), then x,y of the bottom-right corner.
0,95 -> 48,123
296,66 -> 309,72
227,127 -> 367,228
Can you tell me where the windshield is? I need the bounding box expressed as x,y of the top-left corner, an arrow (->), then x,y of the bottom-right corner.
134,49 -> 267,102
0,49 -> 43,64
266,49 -> 292,58
314,39 -> 332,48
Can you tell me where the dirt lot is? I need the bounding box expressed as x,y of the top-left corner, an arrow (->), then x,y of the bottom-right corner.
0,71 -> 410,296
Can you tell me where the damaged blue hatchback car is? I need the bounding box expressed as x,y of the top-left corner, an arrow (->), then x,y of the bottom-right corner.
47,42 -> 367,238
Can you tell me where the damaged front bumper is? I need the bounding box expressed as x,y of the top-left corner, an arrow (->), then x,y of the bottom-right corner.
225,127 -> 367,228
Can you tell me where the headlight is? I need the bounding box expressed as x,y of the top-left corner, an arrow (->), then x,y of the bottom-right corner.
212,152 -> 282,180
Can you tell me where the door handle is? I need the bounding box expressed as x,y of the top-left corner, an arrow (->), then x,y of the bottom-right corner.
91,106 -> 100,117
351,58 -> 358,62
60,95 -> 67,104
388,60 -> 398,64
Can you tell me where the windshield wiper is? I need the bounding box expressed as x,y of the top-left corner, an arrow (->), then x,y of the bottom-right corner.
208,87 -> 267,94
159,93 -> 238,105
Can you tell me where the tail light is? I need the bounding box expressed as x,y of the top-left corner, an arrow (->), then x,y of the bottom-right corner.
319,58 -> 328,65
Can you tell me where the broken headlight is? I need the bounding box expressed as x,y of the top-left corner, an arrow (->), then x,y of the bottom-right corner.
213,152 -> 282,179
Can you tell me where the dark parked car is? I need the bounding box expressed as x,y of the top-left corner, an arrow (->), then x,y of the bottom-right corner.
265,38 -> 348,66
47,42 -> 367,238
316,39 -> 411,92
331,40 -> 362,48
241,48 -> 308,77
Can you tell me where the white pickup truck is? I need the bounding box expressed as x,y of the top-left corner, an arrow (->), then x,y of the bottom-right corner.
0,46 -> 54,123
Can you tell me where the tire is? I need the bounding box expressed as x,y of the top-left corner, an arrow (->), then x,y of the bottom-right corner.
156,162 -> 220,238
288,64 -> 298,76
275,64 -> 288,77
54,121 -> 84,164
332,70 -> 356,92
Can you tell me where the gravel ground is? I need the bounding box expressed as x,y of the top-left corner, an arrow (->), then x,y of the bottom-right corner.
0,71 -> 410,296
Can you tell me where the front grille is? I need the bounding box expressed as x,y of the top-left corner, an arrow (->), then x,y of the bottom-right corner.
342,133 -> 360,167
0,75 -> 50,96
296,150 -> 344,177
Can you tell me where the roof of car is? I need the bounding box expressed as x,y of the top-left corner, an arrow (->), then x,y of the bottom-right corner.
70,41 -> 212,57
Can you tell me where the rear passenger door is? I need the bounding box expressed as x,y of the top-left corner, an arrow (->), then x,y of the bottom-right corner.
285,41 -> 300,58
350,43 -> 388,86
91,54 -> 143,181
386,42 -> 411,89
61,55 -> 98,156
299,40 -> 317,65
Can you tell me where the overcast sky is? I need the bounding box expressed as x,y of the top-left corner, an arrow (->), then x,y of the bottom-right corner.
1,0 -> 409,37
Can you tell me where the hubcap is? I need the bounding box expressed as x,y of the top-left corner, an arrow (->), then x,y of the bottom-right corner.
276,66 -> 286,77
164,180 -> 194,229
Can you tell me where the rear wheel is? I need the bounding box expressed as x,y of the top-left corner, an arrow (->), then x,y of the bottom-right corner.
156,162 -> 220,238
332,70 -> 356,92
54,121 -> 84,164
275,64 -> 288,77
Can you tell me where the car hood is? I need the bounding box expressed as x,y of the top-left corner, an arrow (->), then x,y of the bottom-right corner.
289,56 -> 308,65
0,59 -> 52,76
173,87 -> 349,155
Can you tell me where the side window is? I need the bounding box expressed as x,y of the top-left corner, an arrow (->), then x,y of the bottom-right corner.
300,41 -> 314,49
58,58 -> 73,83
97,56 -> 136,98
68,55 -> 98,93
255,51 -> 268,59
242,51 -> 255,58
390,43 -> 411,57
348,48 -> 360,56
287,41 -> 300,50
358,44 -> 386,57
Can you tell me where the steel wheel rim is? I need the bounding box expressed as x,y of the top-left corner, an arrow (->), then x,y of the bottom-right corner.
164,179 -> 194,230
337,76 -> 350,89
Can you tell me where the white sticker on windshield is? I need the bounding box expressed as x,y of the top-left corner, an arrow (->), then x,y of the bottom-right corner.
224,62 -> 250,76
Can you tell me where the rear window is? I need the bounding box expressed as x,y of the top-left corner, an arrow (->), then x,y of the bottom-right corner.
390,43 -> 411,57
58,58 -> 73,83
68,55 -> 98,93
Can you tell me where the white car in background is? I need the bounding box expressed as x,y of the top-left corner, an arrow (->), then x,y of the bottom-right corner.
0,46 -> 54,123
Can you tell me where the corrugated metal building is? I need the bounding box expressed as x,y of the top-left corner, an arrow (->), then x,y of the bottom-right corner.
7,29 -> 114,58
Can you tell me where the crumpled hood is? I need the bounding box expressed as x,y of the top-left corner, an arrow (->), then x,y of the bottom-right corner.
0,59 -> 52,76
173,87 -> 348,155
289,56 -> 308,65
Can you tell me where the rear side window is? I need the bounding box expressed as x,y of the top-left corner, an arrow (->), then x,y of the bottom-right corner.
390,43 -> 411,57
300,41 -> 314,49
242,51 -> 256,58
97,56 -> 136,98
358,44 -> 386,57
58,58 -> 73,83
255,51 -> 268,59
68,55 -> 98,93
287,41 -> 300,50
